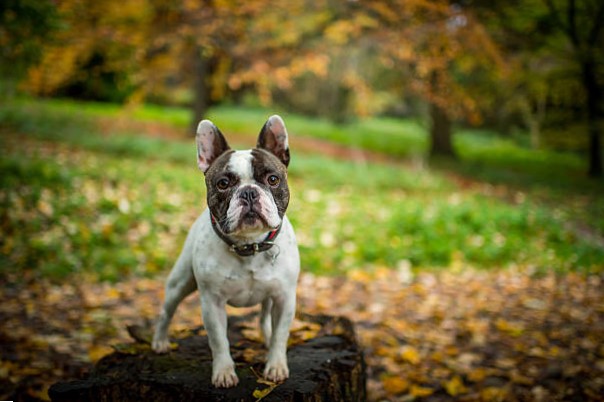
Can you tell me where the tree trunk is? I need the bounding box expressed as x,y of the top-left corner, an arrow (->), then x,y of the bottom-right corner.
583,59 -> 603,178
48,314 -> 366,402
190,47 -> 215,135
429,102 -> 456,158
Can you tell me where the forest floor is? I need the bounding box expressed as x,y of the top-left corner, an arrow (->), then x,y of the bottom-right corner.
1,269 -> 603,401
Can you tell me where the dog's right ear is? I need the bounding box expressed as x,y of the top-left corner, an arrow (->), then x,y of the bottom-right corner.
196,120 -> 230,173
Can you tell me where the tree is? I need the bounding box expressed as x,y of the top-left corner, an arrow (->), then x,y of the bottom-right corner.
543,0 -> 604,177
472,0 -> 604,177
327,1 -> 503,158
23,0 -> 149,101
0,0 -> 59,97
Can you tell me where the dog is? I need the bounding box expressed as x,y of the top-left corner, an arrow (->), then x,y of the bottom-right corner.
151,115 -> 300,388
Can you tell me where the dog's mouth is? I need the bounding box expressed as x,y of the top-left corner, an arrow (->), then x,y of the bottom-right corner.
223,205 -> 272,236
242,210 -> 262,225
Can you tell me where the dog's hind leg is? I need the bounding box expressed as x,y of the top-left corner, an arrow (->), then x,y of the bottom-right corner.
152,250 -> 196,353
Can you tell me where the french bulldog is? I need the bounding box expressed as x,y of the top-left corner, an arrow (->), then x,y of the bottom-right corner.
151,115 -> 300,388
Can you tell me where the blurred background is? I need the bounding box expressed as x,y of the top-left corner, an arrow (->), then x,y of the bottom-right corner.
2,1 -> 604,400
1,0 -> 602,278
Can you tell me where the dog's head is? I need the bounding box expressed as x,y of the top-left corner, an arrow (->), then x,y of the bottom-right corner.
196,115 -> 290,238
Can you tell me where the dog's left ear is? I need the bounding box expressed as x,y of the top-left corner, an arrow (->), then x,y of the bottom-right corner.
257,115 -> 290,167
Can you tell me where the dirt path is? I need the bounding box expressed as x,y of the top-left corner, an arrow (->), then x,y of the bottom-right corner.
98,116 -> 413,166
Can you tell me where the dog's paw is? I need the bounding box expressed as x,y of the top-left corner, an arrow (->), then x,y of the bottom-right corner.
212,364 -> 239,388
151,337 -> 170,354
264,359 -> 289,383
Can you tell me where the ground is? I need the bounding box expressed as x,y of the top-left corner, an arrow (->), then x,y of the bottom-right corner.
1,268 -> 603,401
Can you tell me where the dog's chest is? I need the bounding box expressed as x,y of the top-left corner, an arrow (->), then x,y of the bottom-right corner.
190,210 -> 297,307
220,267 -> 280,307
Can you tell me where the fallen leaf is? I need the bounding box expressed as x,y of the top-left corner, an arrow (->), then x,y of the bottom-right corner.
495,318 -> 524,337
467,367 -> 489,382
443,375 -> 468,396
242,348 -> 264,363
88,345 -> 113,362
242,328 -> 263,343
252,386 -> 276,401
399,345 -> 421,365
410,384 -> 434,397
382,375 -> 410,394
480,386 -> 508,401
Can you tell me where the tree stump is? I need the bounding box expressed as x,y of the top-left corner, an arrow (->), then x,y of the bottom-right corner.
49,313 -> 366,402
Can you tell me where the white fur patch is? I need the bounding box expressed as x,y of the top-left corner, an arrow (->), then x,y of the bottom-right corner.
227,151 -> 254,183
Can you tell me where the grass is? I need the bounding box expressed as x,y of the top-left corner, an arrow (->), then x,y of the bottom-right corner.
1,97 -> 603,280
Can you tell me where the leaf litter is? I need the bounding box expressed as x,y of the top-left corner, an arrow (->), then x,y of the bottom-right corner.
1,268 -> 603,401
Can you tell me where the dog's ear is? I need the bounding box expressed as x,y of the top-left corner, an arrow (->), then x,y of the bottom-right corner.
196,120 -> 230,173
257,115 -> 290,167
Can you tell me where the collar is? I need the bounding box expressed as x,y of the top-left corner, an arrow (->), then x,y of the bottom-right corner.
210,214 -> 281,257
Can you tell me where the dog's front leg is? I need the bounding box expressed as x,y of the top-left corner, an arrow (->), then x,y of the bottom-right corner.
264,292 -> 296,382
201,294 -> 239,388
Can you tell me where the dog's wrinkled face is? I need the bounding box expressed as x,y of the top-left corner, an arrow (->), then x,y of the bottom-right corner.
206,149 -> 289,235
196,116 -> 290,237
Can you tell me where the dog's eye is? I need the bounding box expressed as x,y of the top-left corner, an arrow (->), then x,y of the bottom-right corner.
216,178 -> 230,190
267,175 -> 280,187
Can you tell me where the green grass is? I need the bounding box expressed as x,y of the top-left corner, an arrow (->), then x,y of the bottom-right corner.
1,97 -> 603,280
208,106 -> 428,157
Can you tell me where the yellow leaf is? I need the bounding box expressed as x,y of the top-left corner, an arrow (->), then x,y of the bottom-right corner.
410,385 -> 434,397
480,386 -> 508,401
242,348 -> 264,363
242,328 -> 263,343
495,318 -> 524,337
467,367 -> 488,382
348,269 -> 372,283
376,345 -> 395,357
399,345 -> 421,365
252,383 -> 278,401
106,288 -> 120,299
382,376 -> 409,394
252,387 -> 273,400
88,345 -> 113,362
444,375 -> 468,396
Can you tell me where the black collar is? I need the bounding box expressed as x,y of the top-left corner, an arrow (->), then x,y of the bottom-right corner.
210,214 -> 281,257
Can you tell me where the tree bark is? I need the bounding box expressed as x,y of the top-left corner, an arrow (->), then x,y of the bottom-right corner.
429,102 -> 456,158
190,47 -> 215,135
583,59 -> 603,178
48,314 -> 366,402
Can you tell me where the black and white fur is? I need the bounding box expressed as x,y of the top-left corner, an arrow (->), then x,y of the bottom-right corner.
152,116 -> 300,388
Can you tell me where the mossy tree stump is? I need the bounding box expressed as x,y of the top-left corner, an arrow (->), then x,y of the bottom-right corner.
49,313 -> 366,402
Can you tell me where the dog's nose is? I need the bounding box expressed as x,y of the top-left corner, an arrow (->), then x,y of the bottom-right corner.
240,187 -> 259,204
